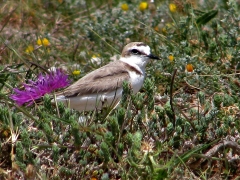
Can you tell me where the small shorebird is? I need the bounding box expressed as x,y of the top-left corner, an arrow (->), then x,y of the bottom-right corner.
54,42 -> 160,111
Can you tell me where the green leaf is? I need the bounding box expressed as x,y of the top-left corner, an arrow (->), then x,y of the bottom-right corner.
152,168 -> 168,180
196,10 -> 218,26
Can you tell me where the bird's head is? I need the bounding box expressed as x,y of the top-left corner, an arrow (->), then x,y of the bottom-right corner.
121,42 -> 160,68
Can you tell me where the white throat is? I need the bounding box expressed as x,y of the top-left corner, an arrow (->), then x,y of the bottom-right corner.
120,56 -> 149,74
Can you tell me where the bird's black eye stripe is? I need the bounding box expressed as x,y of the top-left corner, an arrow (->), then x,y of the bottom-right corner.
131,49 -> 141,55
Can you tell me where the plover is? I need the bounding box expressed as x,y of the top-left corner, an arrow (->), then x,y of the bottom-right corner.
54,42 -> 160,111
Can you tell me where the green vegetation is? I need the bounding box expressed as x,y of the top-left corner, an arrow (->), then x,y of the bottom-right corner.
0,0 -> 239,179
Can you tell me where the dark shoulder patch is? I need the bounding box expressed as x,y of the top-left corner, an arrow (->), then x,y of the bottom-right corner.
121,61 -> 143,75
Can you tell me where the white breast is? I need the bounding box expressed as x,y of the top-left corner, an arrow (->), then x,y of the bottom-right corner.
120,57 -> 146,94
128,71 -> 145,94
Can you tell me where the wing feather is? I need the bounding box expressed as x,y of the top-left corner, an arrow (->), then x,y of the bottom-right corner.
60,61 -> 130,97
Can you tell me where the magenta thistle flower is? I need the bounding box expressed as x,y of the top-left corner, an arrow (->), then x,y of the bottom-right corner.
10,69 -> 70,106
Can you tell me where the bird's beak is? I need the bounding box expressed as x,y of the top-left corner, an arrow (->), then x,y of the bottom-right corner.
147,54 -> 161,60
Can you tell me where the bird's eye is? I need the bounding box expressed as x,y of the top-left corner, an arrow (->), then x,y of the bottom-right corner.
131,49 -> 140,55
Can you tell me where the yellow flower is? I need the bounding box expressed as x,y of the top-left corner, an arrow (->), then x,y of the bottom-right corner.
227,54 -> 232,60
166,23 -> 173,28
3,130 -> 9,137
72,70 -> 81,75
25,45 -> 34,53
92,170 -> 98,176
121,3 -> 129,11
168,55 -> 174,62
91,54 -> 102,65
37,38 -> 50,46
92,54 -> 100,58
169,3 -> 177,13
139,2 -> 148,11
162,23 -> 173,35
47,48 -> 51,53
161,27 -> 167,34
186,64 -> 194,72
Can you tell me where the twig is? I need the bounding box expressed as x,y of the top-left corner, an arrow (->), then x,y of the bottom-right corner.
188,72 -> 240,77
29,61 -> 49,73
174,105 -> 196,133
0,7 -> 18,33
72,40 -> 80,61
117,96 -> 131,145
205,140 -> 240,156
189,140 -> 240,169
86,26 -> 120,54
170,69 -> 177,128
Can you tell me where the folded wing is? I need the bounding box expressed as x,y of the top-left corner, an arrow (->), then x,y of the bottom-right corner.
59,61 -> 130,97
